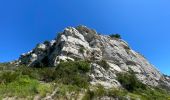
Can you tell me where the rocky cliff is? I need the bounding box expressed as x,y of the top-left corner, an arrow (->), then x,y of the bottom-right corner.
17,25 -> 170,89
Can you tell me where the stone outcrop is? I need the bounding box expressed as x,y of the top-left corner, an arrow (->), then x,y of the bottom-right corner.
17,25 -> 170,89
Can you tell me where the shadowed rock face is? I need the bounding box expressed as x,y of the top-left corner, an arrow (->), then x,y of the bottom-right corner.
17,25 -> 169,88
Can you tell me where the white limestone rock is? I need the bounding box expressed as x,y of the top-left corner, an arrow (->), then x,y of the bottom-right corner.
17,25 -> 170,89
89,63 -> 121,88
37,44 -> 46,50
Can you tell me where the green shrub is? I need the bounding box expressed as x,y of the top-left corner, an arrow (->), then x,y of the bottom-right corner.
16,66 -> 40,79
82,85 -> 106,100
0,75 -> 38,97
55,61 -> 90,88
43,40 -> 50,46
38,68 -> 56,82
82,86 -> 128,100
0,63 -> 16,71
0,73 -> 53,98
0,71 -> 20,84
82,89 -> 95,100
37,83 -> 53,97
77,61 -> 91,72
129,87 -> 170,100
108,88 -> 127,98
94,84 -> 106,97
96,60 -> 110,70
16,66 -> 56,82
117,72 -> 146,92
52,84 -> 81,99
57,84 -> 80,96
79,46 -> 85,54
56,61 -> 90,73
15,61 -> 90,84
109,34 -> 121,39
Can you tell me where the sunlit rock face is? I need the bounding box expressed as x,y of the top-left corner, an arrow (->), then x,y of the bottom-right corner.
17,25 -> 169,88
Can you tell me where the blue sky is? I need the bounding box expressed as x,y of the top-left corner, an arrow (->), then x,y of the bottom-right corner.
0,0 -> 170,75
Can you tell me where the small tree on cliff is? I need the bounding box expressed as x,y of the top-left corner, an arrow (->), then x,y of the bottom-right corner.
109,34 -> 121,39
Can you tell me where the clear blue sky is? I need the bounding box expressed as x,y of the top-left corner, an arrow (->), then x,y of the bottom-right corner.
0,0 -> 170,75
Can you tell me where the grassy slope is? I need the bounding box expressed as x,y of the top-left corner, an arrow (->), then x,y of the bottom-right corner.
0,61 -> 170,100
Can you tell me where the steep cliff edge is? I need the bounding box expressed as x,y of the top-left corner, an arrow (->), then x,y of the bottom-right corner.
17,25 -> 170,89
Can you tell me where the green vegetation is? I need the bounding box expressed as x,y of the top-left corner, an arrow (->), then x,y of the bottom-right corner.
0,60 -> 90,98
96,60 -> 110,70
117,71 -> 146,92
82,85 -> 128,100
79,46 -> 85,54
109,34 -> 121,39
129,87 -> 170,100
54,84 -> 81,99
82,83 -> 170,100
16,66 -> 56,82
55,61 -> 90,88
107,88 -> 128,99
43,40 -> 50,46
93,84 -> 106,98
0,71 -> 53,98
116,71 -> 170,100
0,61 -> 170,99
0,63 -> 16,70
16,61 -> 90,85
82,89 -> 95,100
83,70 -> 170,100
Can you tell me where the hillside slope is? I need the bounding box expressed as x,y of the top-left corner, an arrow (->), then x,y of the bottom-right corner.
16,25 -> 170,89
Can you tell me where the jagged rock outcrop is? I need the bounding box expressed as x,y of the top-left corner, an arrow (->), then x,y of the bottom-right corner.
17,25 -> 170,89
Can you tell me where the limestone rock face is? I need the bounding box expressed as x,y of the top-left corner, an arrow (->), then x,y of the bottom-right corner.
17,25 -> 170,88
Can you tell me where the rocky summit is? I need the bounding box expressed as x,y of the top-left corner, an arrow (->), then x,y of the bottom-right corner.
17,25 -> 170,89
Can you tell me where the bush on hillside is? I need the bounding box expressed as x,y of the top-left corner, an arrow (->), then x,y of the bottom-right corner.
82,85 -> 127,100
96,60 -> 110,70
117,71 -> 146,92
107,88 -> 127,98
16,66 -> 56,82
82,89 -> 95,100
0,71 -> 19,84
55,61 -> 90,88
82,85 -> 106,100
13,60 -> 90,84
109,34 -> 121,39
0,71 -> 53,98
43,40 -> 50,47
0,63 -> 16,71
79,46 -> 85,54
